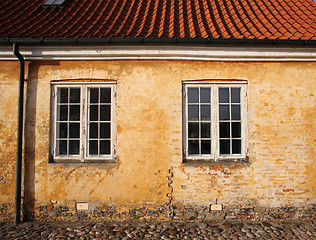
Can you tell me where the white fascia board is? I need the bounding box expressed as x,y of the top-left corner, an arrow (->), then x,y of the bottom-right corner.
0,45 -> 316,61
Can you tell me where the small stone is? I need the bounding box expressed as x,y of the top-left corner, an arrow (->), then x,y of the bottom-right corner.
213,227 -> 223,233
168,229 -> 178,235
246,232 -> 255,238
222,222 -> 232,229
262,222 -> 272,227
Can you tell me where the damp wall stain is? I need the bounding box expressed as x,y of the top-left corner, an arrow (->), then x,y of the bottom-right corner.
0,60 -> 315,220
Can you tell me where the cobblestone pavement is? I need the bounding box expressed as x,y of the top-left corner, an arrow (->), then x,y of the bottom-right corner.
0,220 -> 315,239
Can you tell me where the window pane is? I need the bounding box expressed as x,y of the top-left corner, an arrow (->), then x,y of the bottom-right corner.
69,140 -> 79,155
201,105 -> 210,120
100,140 -> 110,155
232,122 -> 241,138
89,140 -> 98,155
57,105 -> 68,121
231,105 -> 241,120
232,140 -> 241,154
201,140 -> 211,154
219,105 -> 230,120
69,123 -> 80,138
188,88 -> 199,103
90,88 -> 99,103
231,88 -> 240,103
220,122 -> 230,138
57,123 -> 67,138
219,88 -> 229,103
69,105 -> 80,121
57,140 -> 67,155
70,88 -> 80,103
188,122 -> 199,138
201,123 -> 211,138
100,123 -> 110,138
89,105 -> 98,121
89,123 -> 98,139
188,140 -> 199,155
220,140 -> 230,155
188,105 -> 199,121
100,88 -> 111,103
200,88 -> 210,103
100,105 -> 111,121
58,88 -> 68,103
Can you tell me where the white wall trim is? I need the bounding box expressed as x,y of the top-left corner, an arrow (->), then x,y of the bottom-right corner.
0,45 -> 316,61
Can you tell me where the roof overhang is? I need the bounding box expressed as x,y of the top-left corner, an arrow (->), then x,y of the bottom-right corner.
0,38 -> 316,62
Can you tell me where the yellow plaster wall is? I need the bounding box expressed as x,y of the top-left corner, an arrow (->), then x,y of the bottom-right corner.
0,60 -> 315,219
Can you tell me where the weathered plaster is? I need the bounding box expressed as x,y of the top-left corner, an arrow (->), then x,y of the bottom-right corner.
0,60 -> 315,221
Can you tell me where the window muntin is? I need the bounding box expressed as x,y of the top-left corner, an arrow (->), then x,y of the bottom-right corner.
56,87 -> 81,156
184,83 -> 247,161
87,87 -> 112,157
219,87 -> 242,155
187,87 -> 212,156
52,83 -> 116,162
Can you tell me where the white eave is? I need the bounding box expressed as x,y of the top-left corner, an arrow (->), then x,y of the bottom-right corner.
0,45 -> 316,61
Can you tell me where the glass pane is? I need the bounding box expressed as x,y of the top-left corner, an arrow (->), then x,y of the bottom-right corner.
90,88 -> 99,103
89,105 -> 98,121
69,140 -> 79,155
58,88 -> 68,103
219,88 -> 229,103
232,140 -> 241,154
69,123 -> 80,138
57,123 -> 67,138
201,105 -> 210,120
100,88 -> 111,103
100,123 -> 110,138
231,88 -> 240,103
220,140 -> 230,155
89,140 -> 98,155
100,140 -> 110,155
89,123 -> 98,139
219,105 -> 230,120
188,122 -> 199,138
188,105 -> 199,121
201,140 -> 211,154
57,105 -> 68,121
70,88 -> 80,103
57,140 -> 67,155
231,105 -> 241,120
232,122 -> 241,138
188,140 -> 199,155
201,122 -> 210,138
188,88 -> 199,103
200,88 -> 210,103
220,122 -> 230,138
100,105 -> 111,121
69,105 -> 80,121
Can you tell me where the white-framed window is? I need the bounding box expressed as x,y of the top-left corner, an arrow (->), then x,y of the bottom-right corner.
183,82 -> 248,162
50,82 -> 116,162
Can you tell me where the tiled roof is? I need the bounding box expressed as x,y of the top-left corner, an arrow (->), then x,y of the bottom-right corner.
0,0 -> 315,40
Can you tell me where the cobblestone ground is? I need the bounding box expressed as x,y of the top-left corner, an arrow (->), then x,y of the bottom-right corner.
0,220 -> 315,240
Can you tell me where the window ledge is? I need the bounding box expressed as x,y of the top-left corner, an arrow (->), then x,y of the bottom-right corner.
183,157 -> 249,166
48,160 -> 116,168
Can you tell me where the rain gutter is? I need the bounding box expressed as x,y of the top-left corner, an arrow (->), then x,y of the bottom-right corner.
0,37 -> 316,46
13,44 -> 25,225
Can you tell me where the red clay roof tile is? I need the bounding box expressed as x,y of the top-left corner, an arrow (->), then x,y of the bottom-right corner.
0,0 -> 315,40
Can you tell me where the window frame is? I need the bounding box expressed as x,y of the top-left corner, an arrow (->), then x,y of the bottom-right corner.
183,82 -> 248,162
50,82 -> 116,163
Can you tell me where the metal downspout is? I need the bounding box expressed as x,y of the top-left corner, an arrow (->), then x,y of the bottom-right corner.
13,44 -> 25,225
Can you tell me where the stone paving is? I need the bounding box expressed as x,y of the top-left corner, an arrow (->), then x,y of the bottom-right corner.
0,219 -> 315,239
